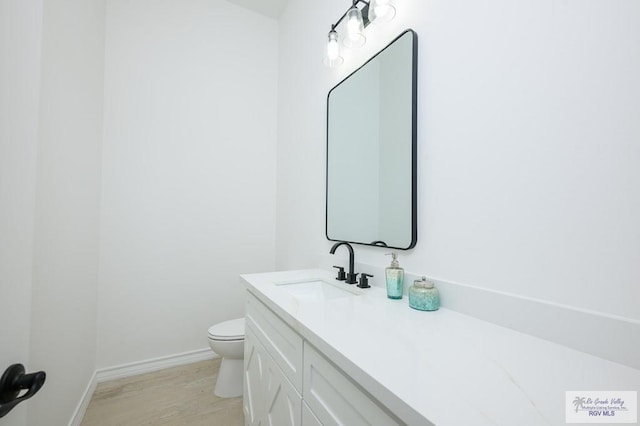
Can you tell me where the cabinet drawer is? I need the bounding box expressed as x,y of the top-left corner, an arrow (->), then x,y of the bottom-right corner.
246,292 -> 303,391
303,342 -> 401,426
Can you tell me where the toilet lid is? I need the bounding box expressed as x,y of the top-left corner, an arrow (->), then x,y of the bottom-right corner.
208,318 -> 245,341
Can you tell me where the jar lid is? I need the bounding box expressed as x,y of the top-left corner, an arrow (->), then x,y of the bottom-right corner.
413,276 -> 434,289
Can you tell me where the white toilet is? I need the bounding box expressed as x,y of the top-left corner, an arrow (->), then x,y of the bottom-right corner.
207,317 -> 246,398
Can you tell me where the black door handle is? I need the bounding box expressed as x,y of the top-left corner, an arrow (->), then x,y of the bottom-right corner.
0,364 -> 46,418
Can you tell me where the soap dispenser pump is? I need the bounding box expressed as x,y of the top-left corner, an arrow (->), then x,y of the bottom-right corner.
385,253 -> 404,299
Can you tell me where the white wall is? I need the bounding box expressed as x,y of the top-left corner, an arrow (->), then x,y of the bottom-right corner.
277,0 -> 640,324
275,0 -> 329,269
0,0 -> 105,424
27,0 -> 105,424
98,0 -> 278,367
0,1 -> 42,424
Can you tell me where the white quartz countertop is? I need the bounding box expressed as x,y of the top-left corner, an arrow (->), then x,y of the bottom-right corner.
241,269 -> 640,426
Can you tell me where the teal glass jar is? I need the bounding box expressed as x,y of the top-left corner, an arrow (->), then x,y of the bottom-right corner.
408,277 -> 440,311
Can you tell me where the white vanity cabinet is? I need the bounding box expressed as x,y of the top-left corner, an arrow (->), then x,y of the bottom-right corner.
244,292 -> 401,426
244,292 -> 303,426
303,343 -> 399,425
241,270 -> 640,426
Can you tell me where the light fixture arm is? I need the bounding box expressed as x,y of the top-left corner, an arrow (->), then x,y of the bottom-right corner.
330,0 -> 371,31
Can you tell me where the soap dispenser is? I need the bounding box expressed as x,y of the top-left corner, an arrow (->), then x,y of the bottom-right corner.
385,253 -> 404,299
409,277 -> 440,311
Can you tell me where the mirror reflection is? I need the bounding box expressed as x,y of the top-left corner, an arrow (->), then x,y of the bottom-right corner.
326,29 -> 417,249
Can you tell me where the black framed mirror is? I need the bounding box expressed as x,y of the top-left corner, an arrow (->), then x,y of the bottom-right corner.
326,29 -> 417,250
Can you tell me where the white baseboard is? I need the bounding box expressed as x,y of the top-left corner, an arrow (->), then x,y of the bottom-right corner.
69,348 -> 218,425
68,371 -> 97,426
96,348 -> 217,383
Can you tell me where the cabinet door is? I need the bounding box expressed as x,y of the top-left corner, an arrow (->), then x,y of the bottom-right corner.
245,324 -> 302,426
244,326 -> 267,426
303,342 -> 401,426
264,350 -> 302,426
302,402 -> 322,426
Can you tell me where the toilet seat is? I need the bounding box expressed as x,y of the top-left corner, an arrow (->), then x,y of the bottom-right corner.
208,318 -> 245,341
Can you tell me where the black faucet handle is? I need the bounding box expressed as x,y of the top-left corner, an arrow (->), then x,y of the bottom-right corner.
333,265 -> 346,281
357,273 -> 373,289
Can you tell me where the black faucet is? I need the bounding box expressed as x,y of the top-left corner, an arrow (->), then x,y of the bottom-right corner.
329,242 -> 358,284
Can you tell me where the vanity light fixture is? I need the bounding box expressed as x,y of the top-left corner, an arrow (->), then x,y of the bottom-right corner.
324,0 -> 396,68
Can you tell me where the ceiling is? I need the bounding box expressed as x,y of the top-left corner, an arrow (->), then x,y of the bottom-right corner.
225,0 -> 288,19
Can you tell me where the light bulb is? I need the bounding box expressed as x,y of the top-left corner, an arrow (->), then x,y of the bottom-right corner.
327,31 -> 339,60
344,6 -> 365,48
347,15 -> 361,40
324,29 -> 343,67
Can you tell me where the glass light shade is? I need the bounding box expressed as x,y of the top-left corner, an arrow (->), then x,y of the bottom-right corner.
368,0 -> 396,24
344,6 -> 366,48
324,29 -> 344,67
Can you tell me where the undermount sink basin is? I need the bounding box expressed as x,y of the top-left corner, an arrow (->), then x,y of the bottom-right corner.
274,279 -> 360,301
